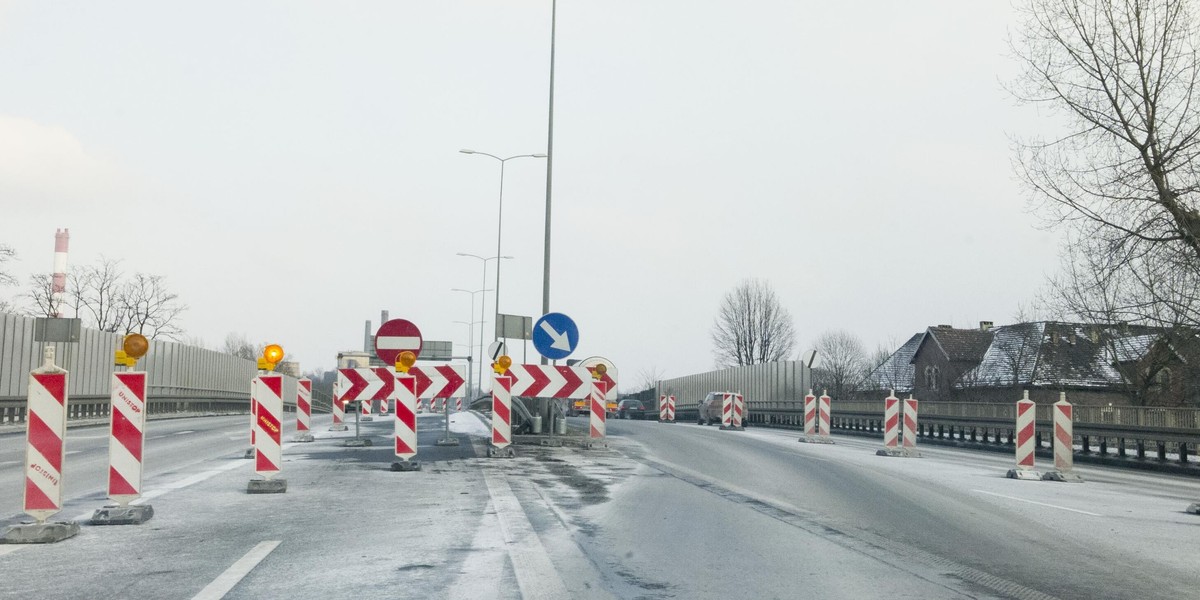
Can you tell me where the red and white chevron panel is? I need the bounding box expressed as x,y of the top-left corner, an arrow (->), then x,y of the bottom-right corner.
337,367 -> 395,402
492,375 -> 513,449
505,364 -> 590,399
394,375 -> 418,461
297,379 -> 312,432
732,393 -> 745,428
659,395 -> 670,421
803,391 -> 817,436
902,397 -> 919,449
108,372 -> 147,504
1015,396 -> 1037,471
254,375 -> 284,478
667,395 -> 676,421
883,393 -> 900,449
818,393 -> 831,439
1053,395 -> 1074,472
590,381 -> 608,439
24,367 -> 68,522
721,393 -> 733,427
585,367 -> 618,401
410,365 -> 467,400
331,381 -> 344,426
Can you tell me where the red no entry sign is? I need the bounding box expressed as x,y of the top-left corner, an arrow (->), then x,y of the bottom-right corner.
375,319 -> 423,365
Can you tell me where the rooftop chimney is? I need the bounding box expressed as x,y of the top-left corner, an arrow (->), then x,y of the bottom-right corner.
364,320 -> 372,352
980,321 -> 994,331
381,310 -> 389,324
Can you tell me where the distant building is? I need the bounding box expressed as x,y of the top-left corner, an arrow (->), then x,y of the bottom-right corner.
860,321 -> 1197,407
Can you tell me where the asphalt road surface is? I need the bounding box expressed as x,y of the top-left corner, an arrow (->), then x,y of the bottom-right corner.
1,412 -> 1197,599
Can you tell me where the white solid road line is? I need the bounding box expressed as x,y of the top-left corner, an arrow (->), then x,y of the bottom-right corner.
190,540 -> 281,600
481,468 -> 570,600
971,490 -> 1103,516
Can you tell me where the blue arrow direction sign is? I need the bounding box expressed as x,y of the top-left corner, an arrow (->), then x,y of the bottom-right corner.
532,312 -> 579,360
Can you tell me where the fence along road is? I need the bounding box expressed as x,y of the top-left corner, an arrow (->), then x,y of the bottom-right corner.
0,312 -> 299,424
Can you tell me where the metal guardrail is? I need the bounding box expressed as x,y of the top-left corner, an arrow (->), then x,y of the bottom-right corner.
674,400 -> 1200,465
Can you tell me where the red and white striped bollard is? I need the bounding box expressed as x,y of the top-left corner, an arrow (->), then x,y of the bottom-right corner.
489,374 -> 514,458
391,373 -> 420,471
818,392 -> 832,440
24,348 -> 69,524
589,380 -> 607,444
1045,393 -> 1083,482
330,381 -> 347,431
249,374 -> 286,491
803,390 -> 817,437
902,396 -> 920,457
667,395 -> 676,421
294,378 -> 314,442
1007,391 -> 1041,479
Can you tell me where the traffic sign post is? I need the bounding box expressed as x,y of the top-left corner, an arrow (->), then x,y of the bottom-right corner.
532,312 -> 579,361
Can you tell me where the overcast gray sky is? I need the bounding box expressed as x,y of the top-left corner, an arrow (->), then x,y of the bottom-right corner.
0,2 -> 1059,389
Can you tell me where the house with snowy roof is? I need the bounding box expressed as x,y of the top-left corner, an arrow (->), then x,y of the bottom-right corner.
860,321 -> 1196,406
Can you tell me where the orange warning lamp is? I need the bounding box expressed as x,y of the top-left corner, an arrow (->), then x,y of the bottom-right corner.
396,350 -> 417,374
593,363 -> 607,380
123,334 -> 149,360
261,344 -> 284,371
493,355 -> 512,375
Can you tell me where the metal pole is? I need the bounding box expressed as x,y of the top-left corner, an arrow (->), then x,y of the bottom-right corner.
479,262 -> 487,389
494,160 -> 506,342
540,0 -> 557,366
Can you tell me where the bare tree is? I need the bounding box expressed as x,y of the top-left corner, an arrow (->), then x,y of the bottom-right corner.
1013,0 -> 1200,262
811,329 -> 868,401
119,273 -> 187,340
0,243 -> 16,312
635,366 -> 666,392
223,333 -> 261,360
70,257 -> 127,332
711,279 -> 796,366
22,273 -> 65,318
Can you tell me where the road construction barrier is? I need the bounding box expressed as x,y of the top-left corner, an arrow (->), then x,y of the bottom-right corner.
361,396 -> 373,418
903,397 -> 919,451
590,381 -> 607,440
803,391 -> 817,437
24,349 -> 69,523
393,374 -> 418,461
491,375 -> 513,453
297,379 -> 311,433
882,392 -> 900,450
250,378 -> 257,446
1007,392 -> 1040,479
107,372 -> 147,504
1045,393 -> 1083,482
379,392 -> 389,416
253,375 -> 283,479
330,381 -> 347,431
818,392 -> 832,439
456,398 -> 463,412
659,394 -> 676,422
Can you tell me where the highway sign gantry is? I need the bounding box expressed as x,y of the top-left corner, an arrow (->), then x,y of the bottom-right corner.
374,318 -> 424,365
532,312 -> 579,361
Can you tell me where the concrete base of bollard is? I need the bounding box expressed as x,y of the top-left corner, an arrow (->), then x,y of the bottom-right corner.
328,424 -> 348,431
583,440 -> 608,449
1006,468 -> 1043,480
243,447 -> 255,459
719,425 -> 745,431
360,416 -> 374,422
1,521 -> 80,544
539,438 -> 563,447
247,478 -> 287,494
876,447 -> 921,458
658,419 -> 675,424
487,445 -> 517,458
798,436 -> 835,444
435,437 -> 461,447
89,504 -> 154,525
390,460 -> 422,472
342,438 -> 373,447
292,432 -> 315,443
1041,470 -> 1085,483
1186,502 -> 1200,515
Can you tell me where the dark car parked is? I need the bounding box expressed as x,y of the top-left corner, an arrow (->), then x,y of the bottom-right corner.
616,398 -> 652,420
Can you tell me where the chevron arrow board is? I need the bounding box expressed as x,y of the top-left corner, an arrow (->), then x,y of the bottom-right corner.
506,364 -> 591,399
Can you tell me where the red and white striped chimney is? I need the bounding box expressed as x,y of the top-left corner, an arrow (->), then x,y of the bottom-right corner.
52,229 -> 69,317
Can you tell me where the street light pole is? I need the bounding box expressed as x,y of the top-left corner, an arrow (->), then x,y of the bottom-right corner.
452,287 -> 490,396
542,0 -> 558,367
456,253 -> 511,388
459,150 -> 546,342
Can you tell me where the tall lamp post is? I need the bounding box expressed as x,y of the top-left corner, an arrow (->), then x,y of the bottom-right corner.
459,150 -> 546,341
452,287 -> 490,395
455,253 -> 511,377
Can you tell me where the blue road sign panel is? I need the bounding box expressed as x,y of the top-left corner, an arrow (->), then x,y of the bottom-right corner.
533,312 -> 579,360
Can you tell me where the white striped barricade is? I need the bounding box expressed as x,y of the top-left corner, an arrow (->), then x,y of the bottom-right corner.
721,393 -> 745,431
90,371 -> 156,525
1007,391 -> 1041,480
456,398 -> 463,412
667,395 -> 676,422
361,395 -> 374,421
587,380 -> 608,447
330,381 -> 348,431
658,395 -> 667,421
901,396 -> 921,457
877,391 -> 904,457
658,394 -> 676,423
798,390 -> 817,442
248,374 -> 287,493
733,393 -> 745,428
294,378 -> 314,442
390,374 -> 421,472
379,390 -> 390,417
487,375 -> 516,458
818,392 -> 832,440
2,347 -> 80,543
1043,393 -> 1083,482
246,377 -> 258,457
